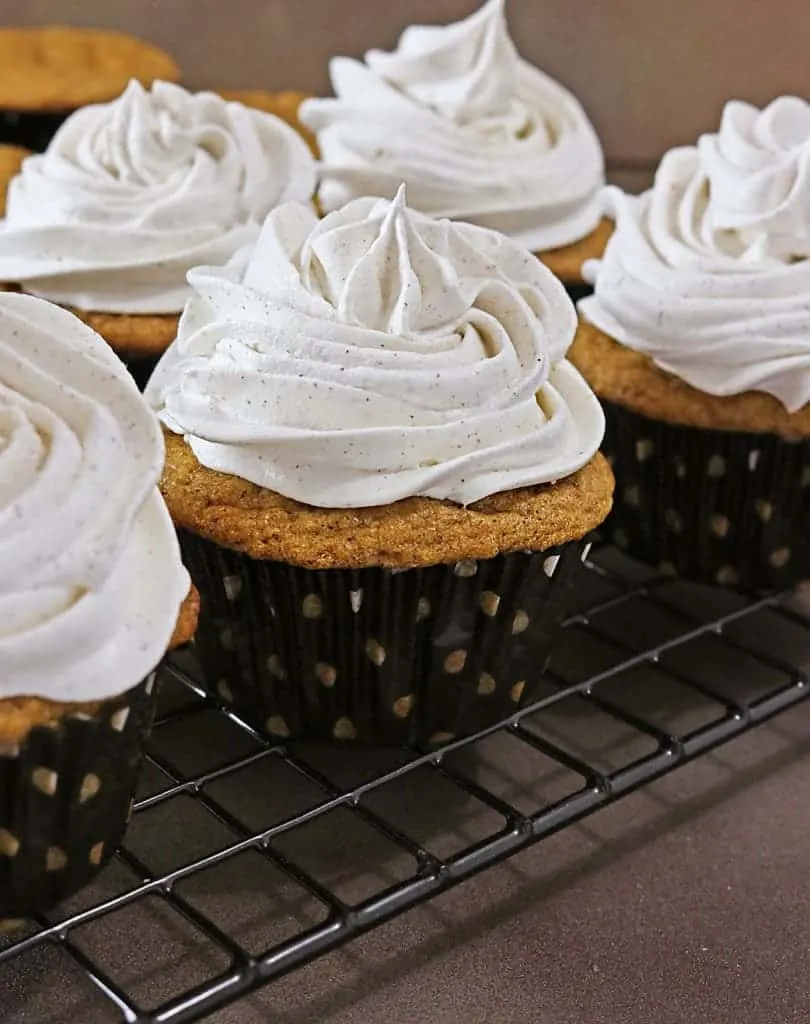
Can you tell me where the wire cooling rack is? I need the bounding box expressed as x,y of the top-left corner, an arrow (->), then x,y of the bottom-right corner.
2,545 -> 810,1024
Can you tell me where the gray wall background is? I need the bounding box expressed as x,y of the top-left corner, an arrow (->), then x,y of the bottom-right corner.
1,0 -> 808,166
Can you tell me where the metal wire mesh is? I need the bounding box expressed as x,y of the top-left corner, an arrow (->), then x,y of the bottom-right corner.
2,546 -> 809,1024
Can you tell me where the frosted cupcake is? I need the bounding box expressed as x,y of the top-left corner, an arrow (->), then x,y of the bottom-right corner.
0,26 -> 179,152
0,80 -> 317,386
147,187 -> 612,746
572,96 -> 810,590
299,0 -> 608,297
0,292 -> 196,924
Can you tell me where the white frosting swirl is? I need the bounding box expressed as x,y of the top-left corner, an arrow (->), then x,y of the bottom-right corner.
299,0 -> 604,251
0,80 -> 317,314
0,292 -> 189,701
581,96 -> 810,412
146,188 -> 604,508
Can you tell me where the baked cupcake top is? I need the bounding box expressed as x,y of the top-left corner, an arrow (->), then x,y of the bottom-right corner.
0,26 -> 179,112
0,80 -> 317,314
299,0 -> 604,252
580,96 -> 810,412
146,185 -> 604,508
0,292 -> 189,701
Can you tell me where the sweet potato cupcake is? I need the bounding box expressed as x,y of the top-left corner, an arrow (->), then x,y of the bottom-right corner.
0,79 -> 317,387
0,26 -> 179,152
573,96 -> 810,590
146,187 -> 613,746
299,0 -> 609,298
0,291 -> 196,924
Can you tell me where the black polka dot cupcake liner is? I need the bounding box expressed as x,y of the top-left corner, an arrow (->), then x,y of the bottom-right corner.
0,109 -> 70,152
126,355 -> 161,392
0,676 -> 157,926
601,399 -> 810,590
561,282 -> 593,304
179,532 -> 590,747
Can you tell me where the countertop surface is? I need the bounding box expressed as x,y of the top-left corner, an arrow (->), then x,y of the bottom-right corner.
4,558 -> 809,1024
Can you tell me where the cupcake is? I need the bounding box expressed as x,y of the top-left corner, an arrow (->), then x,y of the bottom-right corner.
146,186 -> 613,746
0,26 -> 179,152
0,80 -> 317,387
0,144 -> 29,216
299,0 -> 608,298
0,291 -> 196,924
572,96 -> 810,590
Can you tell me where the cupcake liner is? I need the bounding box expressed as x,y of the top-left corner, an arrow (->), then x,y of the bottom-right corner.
0,676 -> 157,923
601,399 -> 810,590
179,531 -> 590,746
0,110 -> 71,152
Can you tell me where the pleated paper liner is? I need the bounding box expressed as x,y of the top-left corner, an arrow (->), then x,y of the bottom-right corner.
601,399 -> 810,590
0,676 -> 157,926
180,531 -> 590,747
0,110 -> 70,152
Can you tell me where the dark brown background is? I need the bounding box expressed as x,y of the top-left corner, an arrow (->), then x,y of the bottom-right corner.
1,0 -> 809,164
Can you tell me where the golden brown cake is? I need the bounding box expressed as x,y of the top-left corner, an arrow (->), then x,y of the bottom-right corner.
538,218 -> 613,286
0,144 -> 29,216
162,432 -> 613,570
0,26 -> 179,112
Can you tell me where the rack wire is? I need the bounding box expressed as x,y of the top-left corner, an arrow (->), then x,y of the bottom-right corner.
2,546 -> 809,1024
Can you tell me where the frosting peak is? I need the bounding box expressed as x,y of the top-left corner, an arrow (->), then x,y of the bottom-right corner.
299,0 -> 604,251
147,193 -> 604,508
580,96 -> 810,412
0,292 -> 189,700
0,80 -> 317,314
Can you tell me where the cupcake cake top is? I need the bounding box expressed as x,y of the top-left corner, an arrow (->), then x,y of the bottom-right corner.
146,186 -> 604,508
299,0 -> 604,252
0,292 -> 189,701
0,80 -> 317,314
0,26 -> 179,111
581,96 -> 810,412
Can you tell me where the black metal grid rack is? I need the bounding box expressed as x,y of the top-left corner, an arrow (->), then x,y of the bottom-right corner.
2,546 -> 810,1023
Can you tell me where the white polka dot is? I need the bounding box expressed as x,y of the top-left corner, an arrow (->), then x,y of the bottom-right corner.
315,663 -> 337,687
31,767 -> 58,797
349,589 -> 363,613
110,707 -> 130,733
416,597 -> 431,621
769,547 -> 791,569
454,559 -> 478,578
392,694 -> 415,718
266,655 -> 285,679
365,638 -> 387,666
635,439 -> 655,462
217,679 -> 234,703
302,594 -> 323,619
510,681 -> 526,703
665,509 -> 683,534
333,717 -> 357,741
754,499 -> 773,522
477,673 -> 497,696
89,842 -> 105,867
479,591 -> 500,616
444,650 -> 467,674
0,829 -> 19,857
543,555 -> 559,578
674,457 -> 687,480
707,455 -> 727,479
623,484 -> 641,507
716,565 -> 740,586
223,575 -> 242,601
512,611 -> 530,635
429,731 -> 456,746
0,742 -> 19,758
709,514 -> 730,538
46,847 -> 67,872
266,715 -> 291,738
748,450 -> 761,472
79,774 -> 102,804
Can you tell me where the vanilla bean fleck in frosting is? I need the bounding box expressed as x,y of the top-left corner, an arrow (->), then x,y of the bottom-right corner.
581,96 -> 810,412
0,80 -> 317,314
0,292 -> 189,700
146,186 -> 604,508
299,0 -> 604,252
